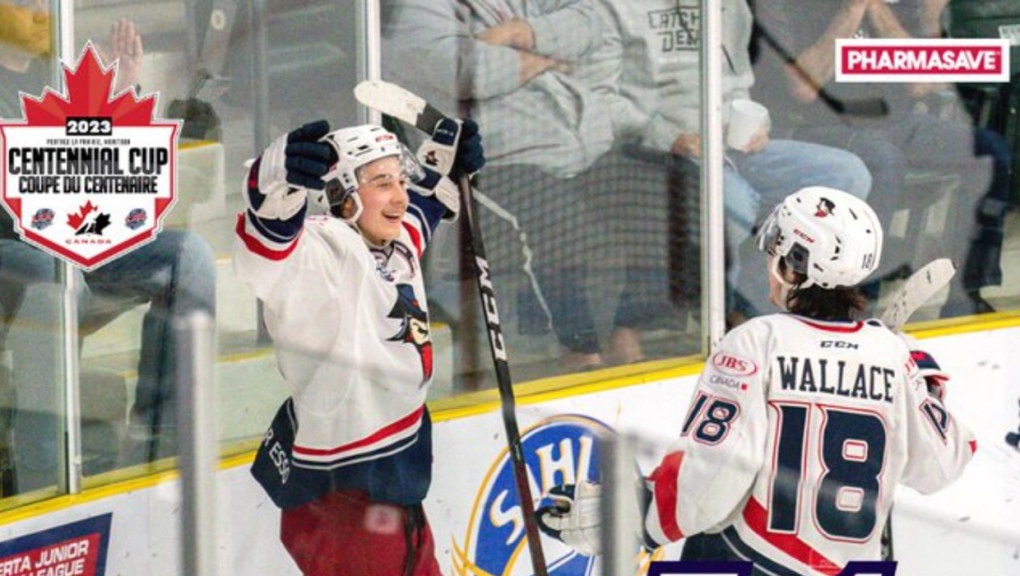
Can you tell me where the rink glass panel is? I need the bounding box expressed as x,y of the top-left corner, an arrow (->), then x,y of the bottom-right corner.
0,0 -> 1012,511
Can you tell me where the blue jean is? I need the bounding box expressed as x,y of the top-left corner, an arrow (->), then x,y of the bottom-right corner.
724,139 -> 872,316
0,230 -> 216,492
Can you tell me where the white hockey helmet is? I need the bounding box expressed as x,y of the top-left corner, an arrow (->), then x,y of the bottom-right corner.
313,124 -> 422,221
755,186 -> 883,289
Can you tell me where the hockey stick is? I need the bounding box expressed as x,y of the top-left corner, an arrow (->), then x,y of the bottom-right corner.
354,80 -> 550,576
879,258 -> 956,330
752,21 -> 889,119
875,257 -> 955,561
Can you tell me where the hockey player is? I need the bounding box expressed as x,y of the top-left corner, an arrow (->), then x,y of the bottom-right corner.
537,187 -> 976,574
234,117 -> 484,576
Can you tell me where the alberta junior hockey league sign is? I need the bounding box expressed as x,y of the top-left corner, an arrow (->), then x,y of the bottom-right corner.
0,514 -> 111,576
0,44 -> 178,271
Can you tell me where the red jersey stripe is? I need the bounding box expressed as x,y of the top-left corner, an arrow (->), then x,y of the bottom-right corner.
402,221 -> 423,258
235,213 -> 301,261
649,450 -> 686,542
294,404 -> 425,458
743,497 -> 843,575
795,318 -> 865,333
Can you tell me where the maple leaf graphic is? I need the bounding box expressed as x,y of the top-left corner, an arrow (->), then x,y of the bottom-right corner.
21,44 -> 157,127
67,201 -> 98,230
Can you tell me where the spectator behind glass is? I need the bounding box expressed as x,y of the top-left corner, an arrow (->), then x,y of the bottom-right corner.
0,5 -> 216,492
751,0 -> 1012,317
591,0 -> 873,325
384,0 -> 709,371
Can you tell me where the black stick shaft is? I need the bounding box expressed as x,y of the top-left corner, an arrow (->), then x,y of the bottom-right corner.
458,173 -> 549,576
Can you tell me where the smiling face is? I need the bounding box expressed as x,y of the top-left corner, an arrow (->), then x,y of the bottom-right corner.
345,155 -> 409,246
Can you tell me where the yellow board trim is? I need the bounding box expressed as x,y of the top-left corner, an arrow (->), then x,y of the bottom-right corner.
3,313 -> 1018,525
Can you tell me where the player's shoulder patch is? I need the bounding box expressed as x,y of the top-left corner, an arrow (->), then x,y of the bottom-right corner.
710,351 -> 759,377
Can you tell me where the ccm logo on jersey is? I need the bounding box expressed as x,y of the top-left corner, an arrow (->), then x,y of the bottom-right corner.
821,340 -> 859,349
711,353 -> 759,377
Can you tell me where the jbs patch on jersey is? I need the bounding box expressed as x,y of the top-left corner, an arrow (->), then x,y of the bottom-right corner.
711,352 -> 759,377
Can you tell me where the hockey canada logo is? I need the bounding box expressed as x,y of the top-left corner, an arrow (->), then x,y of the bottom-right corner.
68,200 -> 111,239
453,415 -> 663,575
0,44 -> 178,271
836,38 -> 1010,83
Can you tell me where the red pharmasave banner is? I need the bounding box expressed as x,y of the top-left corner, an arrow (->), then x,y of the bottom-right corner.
835,38 -> 1010,83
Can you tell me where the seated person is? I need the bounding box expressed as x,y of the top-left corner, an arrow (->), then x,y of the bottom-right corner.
751,0 -> 1012,316
385,0 -> 679,370
593,0 -> 873,323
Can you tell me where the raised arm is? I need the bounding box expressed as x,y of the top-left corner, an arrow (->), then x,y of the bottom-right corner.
785,0 -> 873,102
233,121 -> 333,300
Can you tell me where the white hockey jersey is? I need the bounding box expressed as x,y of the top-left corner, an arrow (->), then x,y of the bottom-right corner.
644,314 -> 976,574
235,194 -> 447,507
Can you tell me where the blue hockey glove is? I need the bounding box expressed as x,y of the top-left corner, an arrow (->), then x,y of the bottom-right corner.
536,481 -> 602,557
247,120 -> 333,220
453,118 -> 486,178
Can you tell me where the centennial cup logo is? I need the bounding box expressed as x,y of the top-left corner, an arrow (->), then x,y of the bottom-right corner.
453,415 -> 664,575
0,43 -> 178,270
836,38 -> 1010,83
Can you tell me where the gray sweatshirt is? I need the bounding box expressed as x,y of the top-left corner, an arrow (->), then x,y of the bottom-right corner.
597,0 -> 757,153
383,0 -> 639,177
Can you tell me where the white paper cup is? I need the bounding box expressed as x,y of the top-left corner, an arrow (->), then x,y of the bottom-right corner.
726,99 -> 770,150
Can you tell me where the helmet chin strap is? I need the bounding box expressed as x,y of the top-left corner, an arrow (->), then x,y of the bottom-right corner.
340,194 -> 395,249
340,192 -> 364,224
770,256 -> 802,311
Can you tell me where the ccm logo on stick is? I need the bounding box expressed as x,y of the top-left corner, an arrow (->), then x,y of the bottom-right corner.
712,353 -> 759,377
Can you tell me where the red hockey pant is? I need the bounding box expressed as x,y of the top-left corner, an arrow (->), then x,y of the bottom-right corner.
281,489 -> 442,576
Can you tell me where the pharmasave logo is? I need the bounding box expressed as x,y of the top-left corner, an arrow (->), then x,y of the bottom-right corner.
835,38 -> 1010,83
452,414 -> 663,575
0,43 -> 178,271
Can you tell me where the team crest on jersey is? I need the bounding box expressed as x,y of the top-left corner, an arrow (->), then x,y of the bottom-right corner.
388,283 -> 432,382
452,415 -> 663,575
815,198 -> 836,217
372,241 -> 417,282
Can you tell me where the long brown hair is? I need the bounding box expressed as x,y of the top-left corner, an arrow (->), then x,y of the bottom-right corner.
787,284 -> 868,322
778,257 -> 868,321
